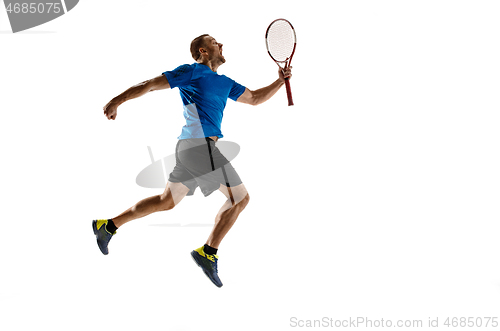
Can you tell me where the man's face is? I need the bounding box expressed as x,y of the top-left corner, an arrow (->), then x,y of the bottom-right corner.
204,36 -> 225,63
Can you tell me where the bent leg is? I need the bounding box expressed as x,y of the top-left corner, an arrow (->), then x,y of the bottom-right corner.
206,183 -> 250,249
112,181 -> 190,228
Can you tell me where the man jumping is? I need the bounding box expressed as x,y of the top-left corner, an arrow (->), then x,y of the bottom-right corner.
93,34 -> 292,287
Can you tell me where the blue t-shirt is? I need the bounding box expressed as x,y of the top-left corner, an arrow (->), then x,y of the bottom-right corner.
162,63 -> 246,139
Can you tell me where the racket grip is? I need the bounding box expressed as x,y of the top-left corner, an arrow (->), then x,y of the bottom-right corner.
285,78 -> 294,106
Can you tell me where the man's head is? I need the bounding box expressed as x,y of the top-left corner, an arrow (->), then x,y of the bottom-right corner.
190,34 -> 225,65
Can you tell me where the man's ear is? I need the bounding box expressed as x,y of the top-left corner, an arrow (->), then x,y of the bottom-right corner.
199,47 -> 208,57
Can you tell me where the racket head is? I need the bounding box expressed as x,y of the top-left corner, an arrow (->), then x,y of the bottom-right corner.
265,18 -> 297,68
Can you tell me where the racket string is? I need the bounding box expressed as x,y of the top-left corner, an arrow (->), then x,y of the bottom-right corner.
266,20 -> 295,62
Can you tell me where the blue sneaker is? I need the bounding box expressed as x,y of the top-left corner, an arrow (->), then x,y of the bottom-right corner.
191,246 -> 223,288
92,219 -> 116,255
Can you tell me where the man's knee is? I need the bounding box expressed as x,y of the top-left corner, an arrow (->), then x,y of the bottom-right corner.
159,192 -> 175,211
235,192 -> 250,209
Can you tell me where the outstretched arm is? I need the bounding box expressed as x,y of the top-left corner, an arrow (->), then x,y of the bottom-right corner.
236,67 -> 292,106
103,75 -> 170,120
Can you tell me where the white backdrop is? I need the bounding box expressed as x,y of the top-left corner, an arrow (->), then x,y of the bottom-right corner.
1,1 -> 500,330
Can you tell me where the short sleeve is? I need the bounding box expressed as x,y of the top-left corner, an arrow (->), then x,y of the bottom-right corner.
162,64 -> 195,89
228,79 -> 246,101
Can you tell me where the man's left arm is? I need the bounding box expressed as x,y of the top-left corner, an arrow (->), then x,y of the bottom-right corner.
237,67 -> 292,106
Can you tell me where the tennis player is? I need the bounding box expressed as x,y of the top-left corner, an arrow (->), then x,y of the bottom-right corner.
93,34 -> 292,287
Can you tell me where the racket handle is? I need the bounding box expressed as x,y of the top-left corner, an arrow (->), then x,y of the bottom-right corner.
284,78 -> 294,106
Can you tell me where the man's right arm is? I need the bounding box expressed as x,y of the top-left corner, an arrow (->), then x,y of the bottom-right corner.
103,74 -> 170,120
236,67 -> 292,106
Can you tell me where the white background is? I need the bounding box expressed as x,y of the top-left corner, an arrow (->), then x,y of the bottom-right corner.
1,1 -> 500,330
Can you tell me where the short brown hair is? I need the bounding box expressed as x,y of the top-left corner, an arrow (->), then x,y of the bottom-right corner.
190,34 -> 209,61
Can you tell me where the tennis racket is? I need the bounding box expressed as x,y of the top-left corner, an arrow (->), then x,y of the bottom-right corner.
265,18 -> 297,106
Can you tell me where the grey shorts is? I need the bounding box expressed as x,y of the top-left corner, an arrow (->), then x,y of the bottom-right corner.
168,138 -> 243,197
